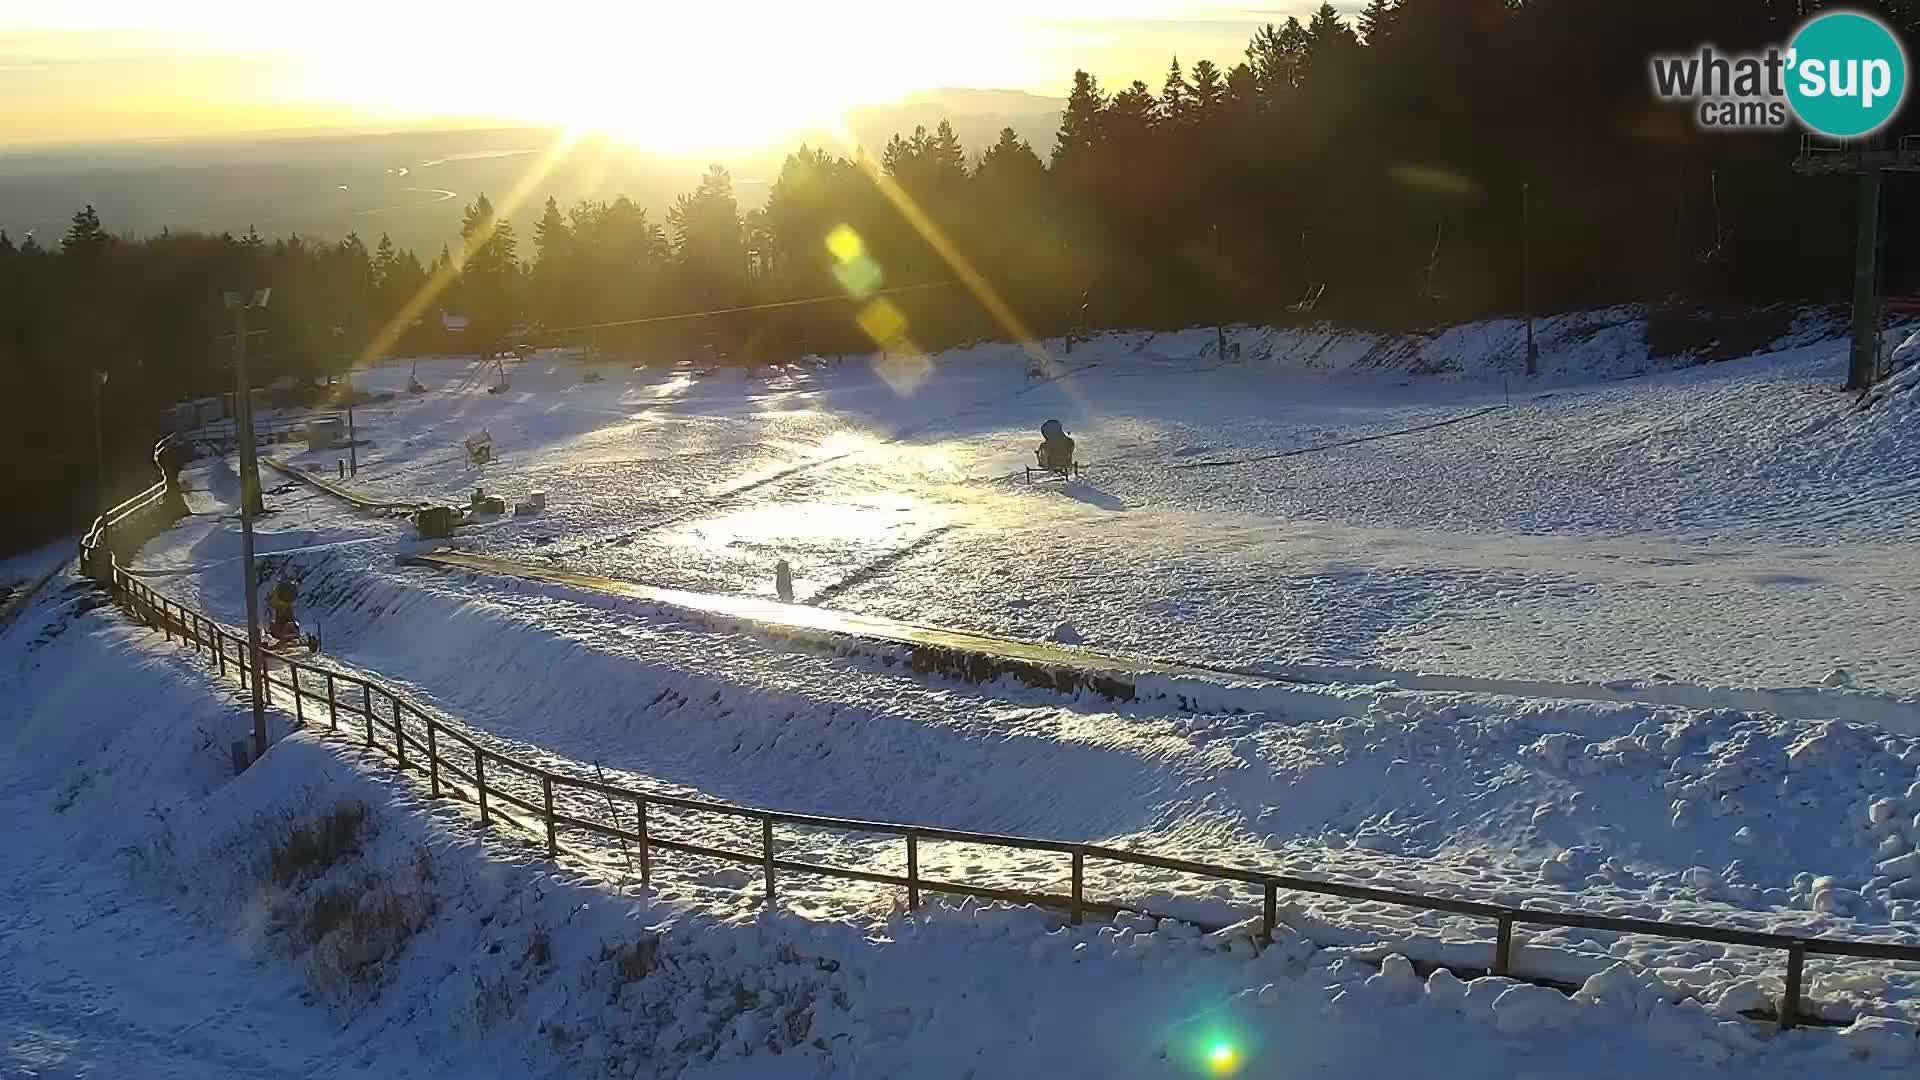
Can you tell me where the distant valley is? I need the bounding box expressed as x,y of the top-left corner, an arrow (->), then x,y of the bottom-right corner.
0,91 -> 1065,255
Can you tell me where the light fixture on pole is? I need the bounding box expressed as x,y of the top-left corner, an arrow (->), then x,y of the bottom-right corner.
224,285 -> 271,762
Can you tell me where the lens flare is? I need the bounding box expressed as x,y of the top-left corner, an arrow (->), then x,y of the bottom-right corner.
856,298 -> 910,350
834,256 -> 884,299
1387,161 -> 1484,198
1207,1041 -> 1238,1074
826,224 -> 865,262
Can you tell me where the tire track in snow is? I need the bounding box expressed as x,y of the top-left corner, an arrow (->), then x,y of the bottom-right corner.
1168,404 -> 1510,469
539,359 -> 1103,559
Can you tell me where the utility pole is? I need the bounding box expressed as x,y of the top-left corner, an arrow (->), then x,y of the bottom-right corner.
1849,169 -> 1885,390
225,287 -> 271,762
1790,134 -> 1917,391
91,370 -> 108,513
1214,222 -> 1227,360
347,401 -> 357,476
1523,182 -> 1538,376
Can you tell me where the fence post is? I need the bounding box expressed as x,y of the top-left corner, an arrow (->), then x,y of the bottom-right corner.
326,673 -> 337,731
1070,849 -> 1084,926
542,775 -> 558,857
636,798 -> 649,886
215,631 -> 227,676
161,600 -> 172,642
906,833 -> 920,912
393,697 -> 405,767
1494,915 -> 1515,977
1779,942 -> 1807,1030
426,718 -> 440,797
762,817 -> 777,908
291,665 -> 303,727
476,749 -> 490,826
363,684 -> 374,748
1262,882 -> 1277,945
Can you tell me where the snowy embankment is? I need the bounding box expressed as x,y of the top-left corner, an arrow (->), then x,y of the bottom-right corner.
0,538 -> 73,631
5,577 -> 1919,1076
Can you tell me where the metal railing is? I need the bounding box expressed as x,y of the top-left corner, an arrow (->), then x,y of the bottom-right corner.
72,454 -> 1920,1032
179,411 -> 343,456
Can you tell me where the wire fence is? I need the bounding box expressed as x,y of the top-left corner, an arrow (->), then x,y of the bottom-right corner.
72,451 -> 1920,1031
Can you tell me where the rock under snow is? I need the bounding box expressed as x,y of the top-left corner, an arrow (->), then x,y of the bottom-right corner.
1491,983 -> 1580,1034
1876,850 -> 1920,881
1837,1016 -> 1920,1063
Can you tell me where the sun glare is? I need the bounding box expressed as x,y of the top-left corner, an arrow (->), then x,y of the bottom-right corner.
291,5 -> 990,155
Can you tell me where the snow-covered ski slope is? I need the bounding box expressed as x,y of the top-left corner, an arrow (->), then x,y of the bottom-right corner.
100,307 -> 1920,1036
14,306 -> 1920,1072
267,305 -> 1920,695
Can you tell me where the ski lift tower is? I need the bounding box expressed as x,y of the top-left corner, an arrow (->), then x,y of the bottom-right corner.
1793,133 -> 1920,389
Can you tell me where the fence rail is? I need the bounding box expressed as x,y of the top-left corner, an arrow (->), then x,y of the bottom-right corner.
72,454 -> 1920,1031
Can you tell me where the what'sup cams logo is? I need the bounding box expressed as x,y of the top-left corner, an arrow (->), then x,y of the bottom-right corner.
1650,9 -> 1908,137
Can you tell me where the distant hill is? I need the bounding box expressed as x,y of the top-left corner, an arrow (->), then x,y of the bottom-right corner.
845,89 -> 1066,161
0,90 -> 1066,256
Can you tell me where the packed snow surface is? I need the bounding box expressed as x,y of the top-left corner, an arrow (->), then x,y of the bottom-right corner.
13,309 -> 1920,1074
244,310 -> 1920,696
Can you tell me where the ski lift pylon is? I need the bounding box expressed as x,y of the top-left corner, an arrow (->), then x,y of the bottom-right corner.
1697,170 -> 1733,265
1288,230 -> 1326,314
1418,217 -> 1450,302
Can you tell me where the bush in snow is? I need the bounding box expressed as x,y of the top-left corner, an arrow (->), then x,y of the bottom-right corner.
256,801 -> 439,996
265,799 -> 369,886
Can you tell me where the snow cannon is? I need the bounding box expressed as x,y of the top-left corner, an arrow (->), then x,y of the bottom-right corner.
265,580 -> 316,652
1027,420 -> 1082,484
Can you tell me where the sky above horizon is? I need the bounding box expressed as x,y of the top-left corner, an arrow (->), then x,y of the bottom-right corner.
1,2 -> 1337,151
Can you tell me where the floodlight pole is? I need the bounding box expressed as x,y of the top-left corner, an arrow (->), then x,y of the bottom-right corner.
227,288 -> 271,761
1214,222 -> 1232,359
91,370 -> 107,514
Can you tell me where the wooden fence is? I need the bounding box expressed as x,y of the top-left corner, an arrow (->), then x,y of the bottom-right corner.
73,468 -> 1920,1032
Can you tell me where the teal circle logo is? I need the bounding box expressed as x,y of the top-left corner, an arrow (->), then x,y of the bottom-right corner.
1787,11 -> 1907,137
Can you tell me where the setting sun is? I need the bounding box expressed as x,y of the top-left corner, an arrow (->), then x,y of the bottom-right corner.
294,7 -> 974,154
2,1 -> 1278,151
